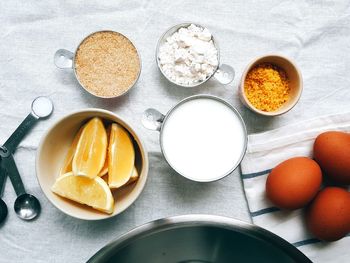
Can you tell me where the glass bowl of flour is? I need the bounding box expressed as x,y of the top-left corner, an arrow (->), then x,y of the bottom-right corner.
156,23 -> 235,87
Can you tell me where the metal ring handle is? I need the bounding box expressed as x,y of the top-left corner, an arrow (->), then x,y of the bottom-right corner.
142,109 -> 165,132
54,49 -> 74,69
213,64 -> 235,85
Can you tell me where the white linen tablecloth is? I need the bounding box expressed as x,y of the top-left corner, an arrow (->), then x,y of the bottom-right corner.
0,1 -> 349,262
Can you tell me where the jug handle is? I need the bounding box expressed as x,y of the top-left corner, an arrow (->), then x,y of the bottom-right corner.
54,49 -> 74,69
142,109 -> 165,132
213,64 -> 235,85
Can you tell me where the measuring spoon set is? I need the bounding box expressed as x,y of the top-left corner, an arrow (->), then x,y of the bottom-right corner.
0,97 -> 53,224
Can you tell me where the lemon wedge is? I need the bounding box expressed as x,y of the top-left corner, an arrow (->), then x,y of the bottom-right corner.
127,167 -> 139,185
98,125 -> 111,177
59,126 -> 84,176
98,157 -> 108,177
108,123 -> 135,188
51,172 -> 114,214
103,167 -> 138,188
72,117 -> 107,179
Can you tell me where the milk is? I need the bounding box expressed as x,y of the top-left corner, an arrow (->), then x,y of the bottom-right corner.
161,98 -> 246,182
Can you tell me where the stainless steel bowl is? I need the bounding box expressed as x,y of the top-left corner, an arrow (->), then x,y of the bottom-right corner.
141,94 -> 248,182
88,215 -> 311,263
54,30 -> 141,99
156,23 -> 235,87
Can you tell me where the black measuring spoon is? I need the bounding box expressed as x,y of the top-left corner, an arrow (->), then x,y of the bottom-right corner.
0,96 -> 53,221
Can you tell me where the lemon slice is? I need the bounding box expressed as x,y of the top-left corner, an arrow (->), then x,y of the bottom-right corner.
51,172 -> 114,214
59,126 -> 84,176
98,125 -> 111,177
73,117 -> 107,179
98,158 -> 108,177
127,167 -> 139,185
103,167 -> 138,189
108,123 -> 135,188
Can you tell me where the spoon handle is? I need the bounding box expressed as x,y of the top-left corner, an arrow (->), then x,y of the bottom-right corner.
1,155 -> 26,197
0,163 -> 6,197
3,113 -> 38,154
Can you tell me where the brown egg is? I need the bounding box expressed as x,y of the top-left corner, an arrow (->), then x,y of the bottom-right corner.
314,131 -> 350,185
266,157 -> 322,210
306,187 -> 350,241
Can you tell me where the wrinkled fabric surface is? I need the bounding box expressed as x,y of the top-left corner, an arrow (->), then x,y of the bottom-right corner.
0,0 -> 349,262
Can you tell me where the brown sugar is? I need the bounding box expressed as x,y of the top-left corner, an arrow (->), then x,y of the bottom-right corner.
244,63 -> 290,112
75,31 -> 140,98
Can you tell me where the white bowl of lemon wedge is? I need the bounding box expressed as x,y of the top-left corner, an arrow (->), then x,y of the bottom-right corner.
36,109 -> 148,220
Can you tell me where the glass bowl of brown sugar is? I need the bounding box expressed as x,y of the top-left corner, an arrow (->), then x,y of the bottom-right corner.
54,30 -> 141,98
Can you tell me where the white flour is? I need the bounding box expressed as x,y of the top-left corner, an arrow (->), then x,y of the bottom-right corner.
158,24 -> 219,86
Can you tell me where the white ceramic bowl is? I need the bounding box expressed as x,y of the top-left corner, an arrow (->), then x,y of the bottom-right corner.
36,109 -> 148,220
